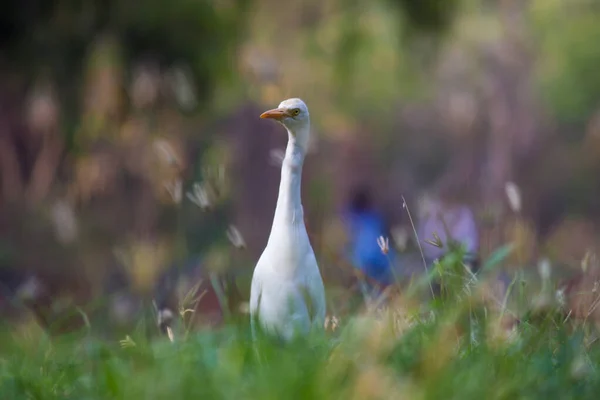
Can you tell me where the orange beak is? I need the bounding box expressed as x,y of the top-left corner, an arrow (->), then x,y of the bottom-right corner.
260,108 -> 290,120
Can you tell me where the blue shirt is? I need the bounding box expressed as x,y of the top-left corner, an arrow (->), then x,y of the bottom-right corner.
343,210 -> 395,285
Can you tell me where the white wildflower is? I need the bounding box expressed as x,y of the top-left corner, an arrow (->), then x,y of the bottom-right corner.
377,236 -> 389,255
186,182 -> 211,209
538,258 -> 551,280
164,180 -> 182,204
226,225 -> 246,249
504,181 -> 522,213
324,315 -> 340,331
555,288 -> 566,307
153,140 -> 179,167
166,327 -> 175,343
50,200 -> 78,244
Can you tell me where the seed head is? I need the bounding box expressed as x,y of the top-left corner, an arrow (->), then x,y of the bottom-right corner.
377,236 -> 389,255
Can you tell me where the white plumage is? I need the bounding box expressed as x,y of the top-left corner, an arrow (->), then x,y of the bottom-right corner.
249,98 -> 326,341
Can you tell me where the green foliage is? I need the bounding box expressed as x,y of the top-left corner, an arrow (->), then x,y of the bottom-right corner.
531,0 -> 600,123
1,0 -> 250,110
392,0 -> 462,35
482,244 -> 515,273
114,0 -> 250,98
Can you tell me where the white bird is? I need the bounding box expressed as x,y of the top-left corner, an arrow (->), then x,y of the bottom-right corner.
249,98 -> 326,341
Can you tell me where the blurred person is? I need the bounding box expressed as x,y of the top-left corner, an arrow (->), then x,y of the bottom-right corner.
415,183 -> 482,299
416,184 -> 480,272
342,185 -> 397,300
415,180 -> 518,303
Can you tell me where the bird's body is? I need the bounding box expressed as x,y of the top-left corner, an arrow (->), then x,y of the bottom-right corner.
250,98 -> 326,341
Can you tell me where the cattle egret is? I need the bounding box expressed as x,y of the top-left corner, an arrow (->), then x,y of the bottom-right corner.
249,98 -> 326,341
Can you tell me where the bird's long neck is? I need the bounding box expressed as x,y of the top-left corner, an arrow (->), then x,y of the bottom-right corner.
271,128 -> 307,230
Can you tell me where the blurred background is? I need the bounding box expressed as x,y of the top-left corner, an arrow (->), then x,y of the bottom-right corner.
1,0 -> 600,337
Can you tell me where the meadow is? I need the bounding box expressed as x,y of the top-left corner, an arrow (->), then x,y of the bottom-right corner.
2,242 -> 599,400
2,0 -> 600,398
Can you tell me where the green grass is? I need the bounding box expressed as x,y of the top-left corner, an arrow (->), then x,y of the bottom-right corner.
1,309 -> 600,400
2,248 -> 600,399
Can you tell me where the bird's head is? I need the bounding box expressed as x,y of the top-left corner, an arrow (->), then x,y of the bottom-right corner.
260,98 -> 310,149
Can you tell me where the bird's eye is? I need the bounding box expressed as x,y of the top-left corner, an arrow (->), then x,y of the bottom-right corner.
291,109 -> 300,116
